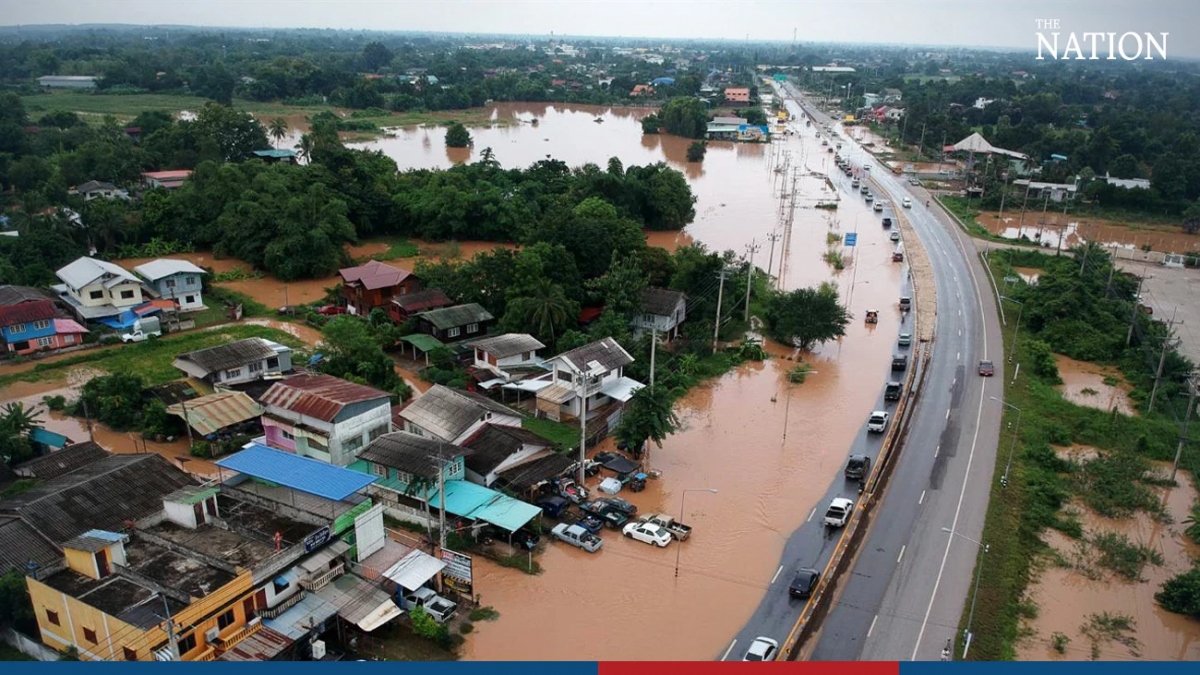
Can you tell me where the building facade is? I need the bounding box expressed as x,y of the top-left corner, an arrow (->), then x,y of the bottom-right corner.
134,259 -> 207,311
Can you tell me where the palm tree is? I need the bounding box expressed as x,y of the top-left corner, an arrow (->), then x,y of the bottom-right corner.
1,402 -> 43,435
294,134 -> 315,164
1185,504 -> 1200,543
268,117 -> 289,149
517,284 -> 571,344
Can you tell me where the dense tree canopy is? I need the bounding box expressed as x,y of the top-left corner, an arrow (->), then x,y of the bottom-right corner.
764,283 -> 850,351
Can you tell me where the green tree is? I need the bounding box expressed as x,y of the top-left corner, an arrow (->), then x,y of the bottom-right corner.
268,118 -> 289,148
615,384 -> 681,450
1109,153 -> 1140,179
641,114 -> 660,134
587,254 -> 646,319
686,141 -> 707,162
193,102 -> 270,162
75,372 -> 148,432
657,97 -> 709,139
763,283 -> 850,350
319,316 -> 401,392
1183,199 -> 1200,235
445,122 -> 472,148
505,284 -> 577,346
362,42 -> 394,72
742,108 -> 768,126
0,569 -> 36,634
1156,567 -> 1200,618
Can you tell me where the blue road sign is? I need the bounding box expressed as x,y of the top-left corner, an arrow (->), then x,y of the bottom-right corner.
844,233 -> 857,246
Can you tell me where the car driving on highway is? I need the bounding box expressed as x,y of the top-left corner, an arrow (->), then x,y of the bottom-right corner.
867,410 -> 890,433
743,637 -> 778,661
789,568 -> 821,598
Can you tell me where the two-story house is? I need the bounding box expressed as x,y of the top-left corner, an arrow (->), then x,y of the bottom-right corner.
465,333 -> 545,382
173,338 -> 293,386
260,374 -> 393,466
0,286 -> 87,355
134,259 -> 207,312
396,384 -> 522,445
388,288 -> 452,324
69,180 -> 130,201
351,432 -> 470,505
631,288 -> 687,340
460,424 -> 553,488
415,303 -> 495,343
534,337 -> 642,422
52,257 -> 146,322
338,261 -> 421,317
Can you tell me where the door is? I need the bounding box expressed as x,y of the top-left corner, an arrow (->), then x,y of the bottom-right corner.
95,548 -> 110,577
243,596 -> 256,619
254,589 -> 267,610
205,496 -> 217,518
193,502 -> 205,526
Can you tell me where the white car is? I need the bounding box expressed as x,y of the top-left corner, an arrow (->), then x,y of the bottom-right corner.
873,201 -> 884,212
824,498 -> 854,528
867,410 -> 890,433
902,197 -> 912,208
863,165 -> 871,172
743,636 -> 779,661
622,521 -> 672,547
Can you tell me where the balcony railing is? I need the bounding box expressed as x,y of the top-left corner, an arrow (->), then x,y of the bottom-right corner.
258,590 -> 306,620
213,619 -> 262,652
300,562 -> 344,592
193,648 -> 216,662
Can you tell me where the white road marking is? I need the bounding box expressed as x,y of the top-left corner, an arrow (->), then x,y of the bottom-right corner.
772,565 -> 784,584
867,614 -> 879,638
897,545 -> 907,563
934,444 -> 940,458
958,328 -> 962,336
919,490 -> 926,505
722,639 -> 738,661
945,409 -> 950,420
957,352 -> 961,361
911,214 -> 992,661
807,507 -> 816,522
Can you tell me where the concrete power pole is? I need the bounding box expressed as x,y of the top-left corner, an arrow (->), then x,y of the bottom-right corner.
765,232 -> 781,282
649,327 -> 657,389
1171,378 -> 1198,482
744,239 -> 760,323
1126,267 -> 1149,347
438,444 -> 448,551
162,595 -> 181,661
1148,309 -> 1179,414
713,268 -> 729,355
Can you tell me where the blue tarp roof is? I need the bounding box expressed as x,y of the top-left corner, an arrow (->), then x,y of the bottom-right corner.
96,304 -> 163,330
428,480 -> 541,532
651,77 -> 675,86
30,427 -> 69,448
216,443 -> 377,501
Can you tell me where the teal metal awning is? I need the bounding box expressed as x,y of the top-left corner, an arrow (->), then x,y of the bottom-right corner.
428,480 -> 541,532
398,333 -> 445,353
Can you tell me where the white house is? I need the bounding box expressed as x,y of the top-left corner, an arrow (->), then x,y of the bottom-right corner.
260,374 -> 393,467
52,257 -> 145,320
69,180 -> 130,201
134,259 -> 207,311
631,288 -> 688,340
465,333 -> 545,382
460,424 -> 553,488
396,384 -> 523,445
973,97 -> 995,110
1103,172 -> 1151,190
533,337 -> 643,421
885,108 -> 905,122
173,337 -> 293,385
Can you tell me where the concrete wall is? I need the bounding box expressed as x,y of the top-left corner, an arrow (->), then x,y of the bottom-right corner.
330,401 -> 392,466
26,575 -> 145,661
1,626 -> 61,661
70,279 -> 144,308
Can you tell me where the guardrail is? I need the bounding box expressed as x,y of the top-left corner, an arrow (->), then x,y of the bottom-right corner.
775,149 -> 938,661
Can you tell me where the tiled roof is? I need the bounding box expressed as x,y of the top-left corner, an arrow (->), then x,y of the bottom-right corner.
359,432 -> 470,480
0,298 -> 56,327
464,333 -> 545,359
0,454 -> 197,545
11,442 -> 108,479
174,338 -> 279,375
494,452 -> 576,492
398,384 -> 517,442
554,336 -> 634,374
640,287 -> 687,317
339,260 -> 413,291
392,288 -> 452,312
260,374 -> 390,424
461,424 -> 551,475
418,303 -> 494,330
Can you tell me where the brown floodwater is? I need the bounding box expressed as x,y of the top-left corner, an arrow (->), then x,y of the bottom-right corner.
337,102 -> 910,659
1011,266 -> 1041,285
978,211 -> 1200,255
1018,468 -> 1200,660
1054,354 -> 1137,416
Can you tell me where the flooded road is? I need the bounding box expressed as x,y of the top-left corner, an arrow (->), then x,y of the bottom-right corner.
343,103 -> 911,659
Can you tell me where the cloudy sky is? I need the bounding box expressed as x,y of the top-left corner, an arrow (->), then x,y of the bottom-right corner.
4,0 -> 1195,57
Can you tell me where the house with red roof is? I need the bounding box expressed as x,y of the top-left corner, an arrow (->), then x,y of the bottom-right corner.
0,285 -> 87,355
337,260 -> 422,316
259,374 -> 393,466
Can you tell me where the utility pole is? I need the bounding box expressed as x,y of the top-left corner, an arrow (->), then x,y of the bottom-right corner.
765,231 -> 781,282
1171,378 -> 1197,482
180,398 -> 194,452
917,122 -> 927,160
437,443 -> 448,551
997,171 -> 1009,221
578,372 -> 588,484
649,327 -> 657,389
744,239 -> 759,323
713,268 -> 729,355
1126,266 -> 1149,347
162,595 -> 181,661
82,397 -> 94,443
1148,309 -> 1179,414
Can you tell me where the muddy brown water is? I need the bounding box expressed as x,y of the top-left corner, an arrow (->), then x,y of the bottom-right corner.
1054,354 -> 1138,417
978,211 -> 1200,255
1018,468 -> 1200,660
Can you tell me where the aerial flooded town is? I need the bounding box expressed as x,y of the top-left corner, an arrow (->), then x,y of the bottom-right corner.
0,0 -> 1197,666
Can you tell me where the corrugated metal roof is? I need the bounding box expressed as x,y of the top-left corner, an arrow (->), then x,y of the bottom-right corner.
55,257 -> 139,290
166,391 -> 264,436
461,424 -> 551,475
359,432 -> 470,480
174,338 -> 279,375
392,289 -> 452,312
312,573 -> 398,629
260,374 -> 390,423
0,285 -> 51,306
398,384 -> 516,442
417,303 -> 494,330
464,333 -> 545,359
63,529 -> 126,552
338,260 -> 413,291
262,590 -> 339,640
382,549 -> 445,591
0,517 -> 61,575
11,441 -> 107,479
495,452 -> 576,492
133,259 -> 207,282
0,298 -> 55,327
397,333 -> 445,353
428,480 -> 541,532
217,624 -> 293,661
216,443 -> 377,501
29,427 -> 69,448
554,337 -> 634,374
640,287 -> 687,317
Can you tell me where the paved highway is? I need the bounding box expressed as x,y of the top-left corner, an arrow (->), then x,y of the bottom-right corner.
790,86 -> 1007,662
721,85 -> 917,663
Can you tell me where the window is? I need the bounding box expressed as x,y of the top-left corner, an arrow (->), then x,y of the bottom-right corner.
344,435 -> 363,452
45,609 -> 60,626
177,633 -> 196,654
83,627 -> 97,644
368,424 -> 388,441
120,290 -> 135,300
466,322 -> 479,333
217,609 -> 236,630
187,277 -> 196,286
557,370 -> 572,383
63,334 -> 74,344
446,327 -> 461,338
123,647 -> 138,661
89,290 -> 104,300
249,361 -> 263,373
225,368 -> 242,379
36,337 -> 53,348
33,319 -> 50,330
165,279 -> 176,289
407,425 -> 423,437
184,295 -> 195,304
8,323 -> 23,334
371,463 -> 388,478
281,430 -> 294,441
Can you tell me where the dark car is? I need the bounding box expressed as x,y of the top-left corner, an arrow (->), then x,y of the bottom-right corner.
789,568 -> 821,598
979,360 -> 995,376
844,454 -> 871,480
891,354 -> 908,371
535,495 -> 571,519
884,381 -> 902,401
881,217 -> 892,228
595,497 -> 637,517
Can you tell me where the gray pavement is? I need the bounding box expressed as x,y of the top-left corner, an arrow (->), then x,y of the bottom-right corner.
1120,261 -> 1200,368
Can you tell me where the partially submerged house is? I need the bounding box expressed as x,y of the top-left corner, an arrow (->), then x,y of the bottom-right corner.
166,391 -> 264,440
530,337 -> 643,422
415,303 -> 495,343
133,259 -> 207,312
173,338 -> 293,386
465,333 -> 545,383
259,374 -> 393,466
631,287 -> 687,339
396,384 -> 522,445
52,257 -> 146,322
338,260 -> 421,317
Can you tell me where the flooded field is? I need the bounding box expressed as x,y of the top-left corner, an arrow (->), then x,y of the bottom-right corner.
1012,266 -> 1041,284
1018,469 -> 1200,660
978,211 -> 1200,255
1054,354 -> 1138,416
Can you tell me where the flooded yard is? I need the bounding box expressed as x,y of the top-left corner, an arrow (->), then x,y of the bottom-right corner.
1054,354 -> 1138,416
978,211 -> 1200,255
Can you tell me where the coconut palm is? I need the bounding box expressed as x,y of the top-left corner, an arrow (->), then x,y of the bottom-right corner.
268,117 -> 289,148
294,134 -> 314,164
512,284 -> 572,345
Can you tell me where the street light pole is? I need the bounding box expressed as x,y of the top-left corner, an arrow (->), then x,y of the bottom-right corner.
674,488 -> 718,578
990,396 -> 1021,488
942,527 -> 988,660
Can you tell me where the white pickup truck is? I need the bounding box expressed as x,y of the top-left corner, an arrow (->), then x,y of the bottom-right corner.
551,523 -> 602,553
405,587 -> 457,624
121,316 -> 162,343
824,498 -> 854,528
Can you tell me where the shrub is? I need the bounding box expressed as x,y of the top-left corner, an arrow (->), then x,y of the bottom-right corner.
42,394 -> 66,411
1155,567 -> 1200,618
469,606 -> 500,622
686,141 -> 707,162
1026,339 -> 1061,382
1051,632 -> 1070,654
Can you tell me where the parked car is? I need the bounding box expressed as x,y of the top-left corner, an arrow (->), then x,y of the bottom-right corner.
903,197 -> 912,208
884,381 -> 903,401
637,513 -> 692,541
890,231 -> 901,242
579,501 -> 630,528
743,637 -> 779,661
622,521 -> 672,547
898,333 -> 912,346
867,410 -> 890,433
316,304 -> 346,316
404,587 -> 457,623
899,296 -> 912,312
979,360 -> 995,376
121,316 -> 162,343
536,495 -> 571,519
595,497 -> 637,517
908,177 -> 921,186
892,354 -> 908,371
845,454 -> 871,480
824,498 -> 854,528
789,568 -> 821,598
550,523 -> 603,553
562,511 -> 605,534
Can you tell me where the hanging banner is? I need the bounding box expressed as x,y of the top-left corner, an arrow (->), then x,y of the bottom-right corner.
440,548 -> 473,597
